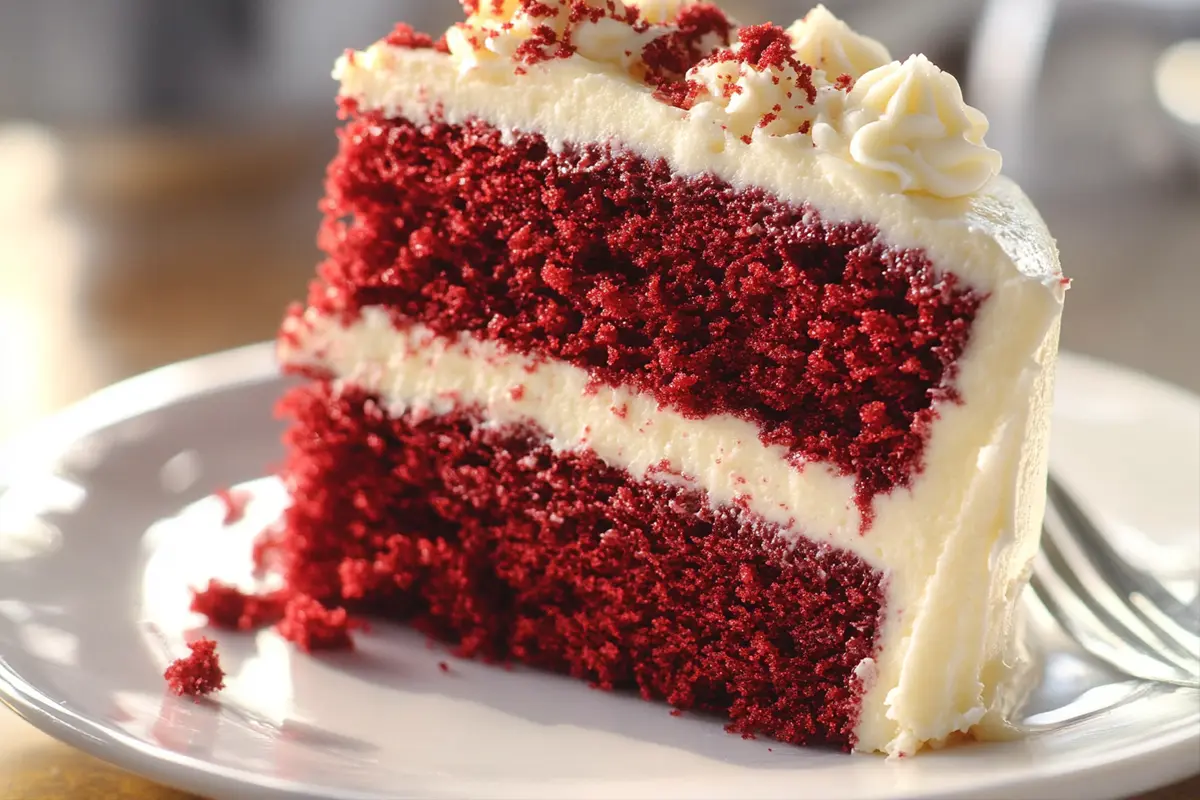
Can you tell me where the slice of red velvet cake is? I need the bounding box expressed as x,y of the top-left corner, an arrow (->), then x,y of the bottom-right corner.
273,0 -> 1066,756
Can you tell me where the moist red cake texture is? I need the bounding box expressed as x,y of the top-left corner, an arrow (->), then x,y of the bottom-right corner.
164,638 -> 225,699
300,113 -> 983,516
273,380 -> 885,748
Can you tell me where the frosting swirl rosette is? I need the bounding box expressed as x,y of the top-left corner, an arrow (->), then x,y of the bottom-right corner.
814,54 -> 1002,198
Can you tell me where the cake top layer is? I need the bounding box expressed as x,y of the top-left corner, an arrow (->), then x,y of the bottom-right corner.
403,1 -> 1002,200
335,1 -> 1065,297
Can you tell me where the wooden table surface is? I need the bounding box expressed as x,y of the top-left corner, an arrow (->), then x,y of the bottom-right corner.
0,127 -> 1197,799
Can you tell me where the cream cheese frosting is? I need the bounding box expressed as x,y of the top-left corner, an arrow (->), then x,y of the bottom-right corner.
786,4 -> 891,81
812,54 -> 1003,199
320,0 -> 1067,756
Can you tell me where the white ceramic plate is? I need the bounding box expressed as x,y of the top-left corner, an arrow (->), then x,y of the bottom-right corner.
0,346 -> 1197,800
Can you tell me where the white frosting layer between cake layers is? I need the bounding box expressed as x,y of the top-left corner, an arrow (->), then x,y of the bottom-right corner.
310,2 -> 1068,757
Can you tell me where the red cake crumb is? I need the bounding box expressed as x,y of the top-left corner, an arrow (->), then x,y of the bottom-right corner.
383,23 -> 435,49
251,525 -> 285,575
214,488 -> 250,526
164,638 -> 225,699
438,661 -> 451,673
275,382 -> 885,749
276,594 -> 364,653
306,115 -> 983,519
667,24 -> 817,125
642,3 -> 734,98
190,580 -> 288,632
735,24 -> 816,99
509,385 -> 526,401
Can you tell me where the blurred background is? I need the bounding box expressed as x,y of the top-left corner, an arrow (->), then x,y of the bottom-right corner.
0,0 -> 1198,441
0,2 -> 1198,796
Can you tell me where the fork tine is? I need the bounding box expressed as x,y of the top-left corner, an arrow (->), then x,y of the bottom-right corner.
1030,548 -> 1199,687
1046,478 -> 1200,669
1042,501 -> 1199,667
1047,475 -> 1199,638
1038,523 -> 1199,680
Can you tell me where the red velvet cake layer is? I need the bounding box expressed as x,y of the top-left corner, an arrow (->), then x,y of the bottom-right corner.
308,113 -> 984,508
276,380 -> 886,748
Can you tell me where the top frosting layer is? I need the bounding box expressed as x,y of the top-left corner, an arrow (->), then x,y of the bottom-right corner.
425,0 -> 1000,198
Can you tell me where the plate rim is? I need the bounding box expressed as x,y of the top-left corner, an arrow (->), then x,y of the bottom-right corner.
1,343 -> 1198,800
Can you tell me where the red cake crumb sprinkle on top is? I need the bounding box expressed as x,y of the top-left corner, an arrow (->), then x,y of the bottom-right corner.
450,0 -> 728,73
502,0 -> 645,66
164,638 -> 225,699
733,24 -> 813,86
383,23 -> 435,49
190,580 -> 288,632
214,488 -> 251,526
667,23 -> 817,116
643,4 -> 733,103
276,594 -> 364,652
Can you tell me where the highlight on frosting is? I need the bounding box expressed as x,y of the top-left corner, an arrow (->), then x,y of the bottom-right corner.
339,1 -> 1004,198
812,54 -> 1003,198
786,5 -> 890,82
627,0 -> 701,25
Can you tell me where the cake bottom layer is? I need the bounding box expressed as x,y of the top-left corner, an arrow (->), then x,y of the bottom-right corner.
276,380 -> 886,749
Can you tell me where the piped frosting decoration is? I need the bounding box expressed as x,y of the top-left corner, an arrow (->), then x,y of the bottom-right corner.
342,1 -> 1002,198
786,5 -> 890,82
684,24 -> 821,142
812,55 -> 1003,198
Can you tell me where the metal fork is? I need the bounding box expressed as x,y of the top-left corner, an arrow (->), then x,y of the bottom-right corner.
1029,474 -> 1200,689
